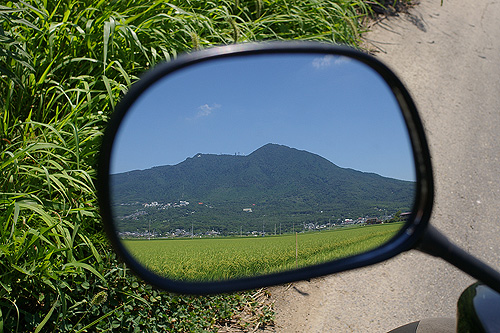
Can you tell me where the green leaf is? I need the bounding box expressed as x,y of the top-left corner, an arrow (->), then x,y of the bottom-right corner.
34,297 -> 58,333
0,280 -> 12,293
102,75 -> 114,109
0,305 -> 3,333
103,18 -> 115,70
12,264 -> 33,276
36,58 -> 56,86
63,262 -> 106,283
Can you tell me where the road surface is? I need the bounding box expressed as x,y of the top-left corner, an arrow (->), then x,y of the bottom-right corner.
270,0 -> 500,331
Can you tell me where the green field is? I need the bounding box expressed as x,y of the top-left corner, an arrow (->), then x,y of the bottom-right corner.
123,223 -> 403,281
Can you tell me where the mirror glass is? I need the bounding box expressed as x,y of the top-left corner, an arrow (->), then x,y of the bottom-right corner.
109,54 -> 416,282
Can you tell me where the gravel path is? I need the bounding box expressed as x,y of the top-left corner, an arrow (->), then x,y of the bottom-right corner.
270,1 -> 500,331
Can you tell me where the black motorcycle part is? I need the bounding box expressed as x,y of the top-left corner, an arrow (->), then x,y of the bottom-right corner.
457,282 -> 500,333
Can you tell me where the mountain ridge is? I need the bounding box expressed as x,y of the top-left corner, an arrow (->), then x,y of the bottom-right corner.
111,143 -> 414,214
111,143 -> 415,233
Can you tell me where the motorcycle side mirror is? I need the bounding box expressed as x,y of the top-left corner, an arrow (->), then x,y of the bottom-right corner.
97,42 -> 500,295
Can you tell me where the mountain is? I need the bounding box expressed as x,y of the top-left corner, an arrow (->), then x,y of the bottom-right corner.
110,144 -> 415,233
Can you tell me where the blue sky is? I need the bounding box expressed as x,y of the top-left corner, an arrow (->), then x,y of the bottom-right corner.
110,53 -> 415,181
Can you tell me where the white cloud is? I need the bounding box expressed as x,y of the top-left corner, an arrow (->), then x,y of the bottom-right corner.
312,55 -> 333,69
312,55 -> 351,69
190,103 -> 221,119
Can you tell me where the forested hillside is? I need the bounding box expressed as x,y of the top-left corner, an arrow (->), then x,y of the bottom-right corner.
112,144 -> 414,234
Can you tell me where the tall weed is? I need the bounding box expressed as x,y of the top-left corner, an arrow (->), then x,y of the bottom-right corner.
1,0 -> 374,331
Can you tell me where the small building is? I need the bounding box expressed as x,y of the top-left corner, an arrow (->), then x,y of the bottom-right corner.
366,218 -> 380,225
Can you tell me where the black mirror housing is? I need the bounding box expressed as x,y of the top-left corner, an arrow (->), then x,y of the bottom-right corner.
97,41 -> 434,294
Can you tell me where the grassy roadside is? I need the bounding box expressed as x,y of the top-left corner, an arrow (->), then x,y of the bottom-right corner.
0,1 -> 404,331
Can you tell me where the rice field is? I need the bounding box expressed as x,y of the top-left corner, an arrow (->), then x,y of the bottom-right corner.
123,222 -> 403,281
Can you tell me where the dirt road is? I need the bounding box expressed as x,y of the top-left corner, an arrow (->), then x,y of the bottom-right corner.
270,1 -> 500,331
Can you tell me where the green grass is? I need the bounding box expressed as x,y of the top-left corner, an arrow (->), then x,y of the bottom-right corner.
124,223 -> 402,281
0,0 -> 393,331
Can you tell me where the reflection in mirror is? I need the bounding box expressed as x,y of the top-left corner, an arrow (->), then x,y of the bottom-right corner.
109,54 -> 416,282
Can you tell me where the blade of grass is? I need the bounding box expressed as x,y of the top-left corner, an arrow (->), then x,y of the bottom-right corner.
34,296 -> 58,333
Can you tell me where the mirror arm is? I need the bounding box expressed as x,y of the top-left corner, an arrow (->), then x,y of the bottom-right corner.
416,224 -> 500,294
